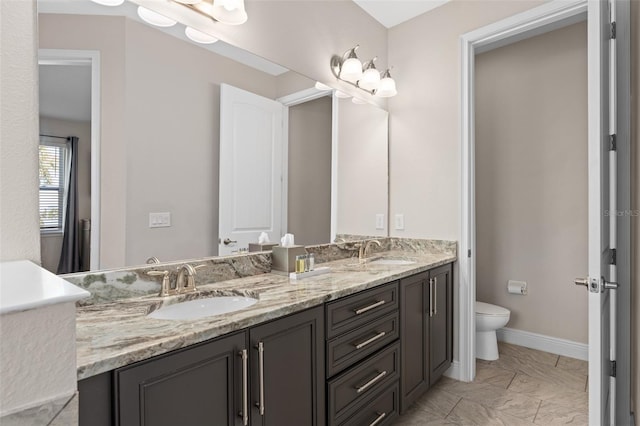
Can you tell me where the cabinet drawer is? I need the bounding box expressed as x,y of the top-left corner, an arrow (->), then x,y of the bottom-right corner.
339,383 -> 399,426
328,342 -> 399,424
326,282 -> 398,339
327,312 -> 399,377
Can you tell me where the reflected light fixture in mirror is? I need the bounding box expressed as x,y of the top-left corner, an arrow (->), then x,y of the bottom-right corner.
185,26 -> 219,44
137,6 -> 177,27
331,45 -> 397,98
91,0 -> 124,5
92,0 -> 248,26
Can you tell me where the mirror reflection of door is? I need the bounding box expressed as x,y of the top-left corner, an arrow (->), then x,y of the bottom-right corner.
38,61 -> 92,273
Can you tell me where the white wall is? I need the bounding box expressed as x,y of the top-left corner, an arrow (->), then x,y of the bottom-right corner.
39,117 -> 91,273
0,0 -> 41,263
475,22 -> 588,343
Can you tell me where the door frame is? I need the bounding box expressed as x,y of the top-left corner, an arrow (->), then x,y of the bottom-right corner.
38,49 -> 101,270
459,0 -> 631,423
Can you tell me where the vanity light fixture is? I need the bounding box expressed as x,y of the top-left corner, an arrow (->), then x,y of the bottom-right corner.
185,26 -> 219,44
137,6 -> 177,27
331,45 -> 397,98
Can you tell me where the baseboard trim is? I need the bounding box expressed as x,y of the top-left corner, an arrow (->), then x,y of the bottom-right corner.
497,327 -> 588,360
443,360 -> 462,381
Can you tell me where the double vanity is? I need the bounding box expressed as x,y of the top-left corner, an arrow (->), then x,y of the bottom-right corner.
70,238 -> 456,426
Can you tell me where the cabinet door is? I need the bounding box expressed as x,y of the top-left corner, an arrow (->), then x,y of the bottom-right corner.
399,271 -> 429,413
249,306 -> 325,426
429,264 -> 453,385
116,331 -> 246,426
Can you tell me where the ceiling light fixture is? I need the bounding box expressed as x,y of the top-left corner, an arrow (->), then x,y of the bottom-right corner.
185,0 -> 248,25
331,46 -> 397,98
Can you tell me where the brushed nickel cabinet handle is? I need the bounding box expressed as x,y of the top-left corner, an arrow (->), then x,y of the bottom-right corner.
256,342 -> 265,416
238,349 -> 248,426
354,331 -> 386,350
429,278 -> 434,318
355,370 -> 387,394
369,412 -> 387,426
354,300 -> 386,315
434,276 -> 438,316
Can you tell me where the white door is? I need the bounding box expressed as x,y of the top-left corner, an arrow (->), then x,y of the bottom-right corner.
584,0 -> 617,424
218,84 -> 285,255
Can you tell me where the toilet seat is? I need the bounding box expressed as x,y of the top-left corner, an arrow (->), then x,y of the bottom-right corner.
476,301 -> 510,317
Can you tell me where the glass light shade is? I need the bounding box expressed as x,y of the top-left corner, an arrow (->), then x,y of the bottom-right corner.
376,72 -> 397,97
90,0 -> 124,5
137,6 -> 177,27
315,82 -> 332,91
335,91 -> 351,99
359,68 -> 380,91
340,57 -> 363,82
185,27 -> 219,44
211,0 -> 248,25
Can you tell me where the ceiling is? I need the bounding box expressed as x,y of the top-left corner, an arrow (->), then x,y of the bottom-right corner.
352,0 -> 450,28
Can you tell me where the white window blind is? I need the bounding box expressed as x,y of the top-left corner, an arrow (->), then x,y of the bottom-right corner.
39,138 -> 68,232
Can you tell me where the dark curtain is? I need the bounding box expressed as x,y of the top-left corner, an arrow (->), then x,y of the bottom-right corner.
57,136 -> 81,274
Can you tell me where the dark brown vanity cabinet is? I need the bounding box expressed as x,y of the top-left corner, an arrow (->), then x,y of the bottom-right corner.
249,306 -> 325,426
399,263 -> 453,413
81,306 -> 324,426
326,282 -> 401,426
116,331 -> 246,426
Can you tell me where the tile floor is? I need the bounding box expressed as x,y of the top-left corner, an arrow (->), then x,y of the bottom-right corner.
393,343 -> 588,425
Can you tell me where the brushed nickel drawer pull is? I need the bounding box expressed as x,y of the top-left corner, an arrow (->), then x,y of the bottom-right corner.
433,276 -> 438,316
429,278 -> 434,318
354,300 -> 386,315
355,370 -> 387,394
355,331 -> 386,349
369,411 -> 387,426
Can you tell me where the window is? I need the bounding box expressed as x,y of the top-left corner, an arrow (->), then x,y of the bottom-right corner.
39,138 -> 69,232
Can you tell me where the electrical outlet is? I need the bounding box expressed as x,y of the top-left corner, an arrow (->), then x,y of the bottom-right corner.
394,214 -> 404,230
375,214 -> 385,230
149,212 -> 171,228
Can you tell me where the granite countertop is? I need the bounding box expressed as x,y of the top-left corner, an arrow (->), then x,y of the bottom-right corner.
76,249 -> 456,380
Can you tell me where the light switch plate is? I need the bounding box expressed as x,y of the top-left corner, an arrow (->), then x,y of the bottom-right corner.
394,214 -> 404,230
149,212 -> 171,228
375,214 -> 385,230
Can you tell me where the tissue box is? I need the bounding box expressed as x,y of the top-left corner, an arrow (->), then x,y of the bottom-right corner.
271,245 -> 306,274
248,243 -> 279,252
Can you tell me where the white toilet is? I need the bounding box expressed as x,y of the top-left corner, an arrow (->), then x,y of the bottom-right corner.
475,301 -> 511,361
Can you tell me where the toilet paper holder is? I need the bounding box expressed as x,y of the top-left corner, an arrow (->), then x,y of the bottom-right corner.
508,280 -> 527,295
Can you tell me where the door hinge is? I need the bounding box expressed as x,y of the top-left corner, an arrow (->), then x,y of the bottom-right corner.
610,21 -> 617,39
609,248 -> 617,265
609,360 -> 617,377
468,249 -> 471,258
609,134 -> 617,151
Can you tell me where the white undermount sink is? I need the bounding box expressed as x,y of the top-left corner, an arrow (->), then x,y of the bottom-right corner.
147,296 -> 258,320
367,258 -> 417,266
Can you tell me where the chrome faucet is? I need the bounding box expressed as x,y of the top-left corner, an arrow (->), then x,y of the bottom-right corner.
359,240 -> 381,263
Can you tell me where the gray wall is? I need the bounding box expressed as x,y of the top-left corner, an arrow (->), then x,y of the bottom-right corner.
287,96 -> 332,245
475,22 -> 588,343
